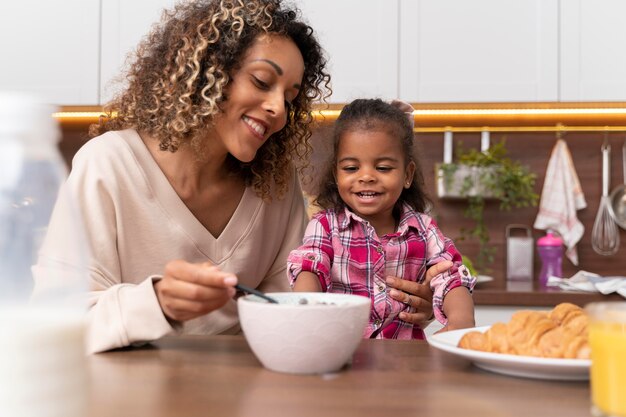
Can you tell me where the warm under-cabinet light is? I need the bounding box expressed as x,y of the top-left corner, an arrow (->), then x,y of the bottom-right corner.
52,105 -> 626,132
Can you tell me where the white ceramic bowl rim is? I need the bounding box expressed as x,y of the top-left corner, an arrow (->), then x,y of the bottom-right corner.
238,292 -> 370,308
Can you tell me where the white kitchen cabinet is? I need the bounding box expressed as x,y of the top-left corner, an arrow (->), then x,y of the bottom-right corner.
398,0 -> 559,103
0,0 -> 100,105
100,0 -> 179,103
5,1 -> 626,107
101,0 -> 400,104
91,0 -> 626,104
560,0 -> 626,101
296,0 -> 399,103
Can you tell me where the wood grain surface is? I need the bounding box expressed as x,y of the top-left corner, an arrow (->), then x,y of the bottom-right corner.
86,335 -> 591,417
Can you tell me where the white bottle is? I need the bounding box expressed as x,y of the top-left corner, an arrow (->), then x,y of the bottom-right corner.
0,93 -> 88,417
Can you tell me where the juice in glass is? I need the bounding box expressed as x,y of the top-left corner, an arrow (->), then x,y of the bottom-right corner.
587,302 -> 626,417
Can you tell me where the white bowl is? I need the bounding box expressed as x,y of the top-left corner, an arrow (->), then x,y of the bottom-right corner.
238,292 -> 370,374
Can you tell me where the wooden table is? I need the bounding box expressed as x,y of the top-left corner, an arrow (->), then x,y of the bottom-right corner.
87,335 -> 591,417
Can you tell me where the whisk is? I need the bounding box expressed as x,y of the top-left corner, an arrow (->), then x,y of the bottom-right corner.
591,135 -> 620,255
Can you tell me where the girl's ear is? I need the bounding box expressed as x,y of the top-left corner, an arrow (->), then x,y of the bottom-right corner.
405,161 -> 416,188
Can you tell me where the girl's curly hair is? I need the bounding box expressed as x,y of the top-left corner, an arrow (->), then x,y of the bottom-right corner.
315,98 -> 431,216
90,0 -> 330,200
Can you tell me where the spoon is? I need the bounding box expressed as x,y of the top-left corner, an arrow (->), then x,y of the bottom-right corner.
235,284 -> 279,304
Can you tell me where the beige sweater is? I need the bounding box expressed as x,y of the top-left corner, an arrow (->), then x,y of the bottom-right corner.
32,129 -> 307,353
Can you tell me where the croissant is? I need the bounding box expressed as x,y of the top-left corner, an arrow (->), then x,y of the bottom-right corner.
458,303 -> 589,359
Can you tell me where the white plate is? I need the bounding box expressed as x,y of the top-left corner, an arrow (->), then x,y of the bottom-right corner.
475,275 -> 494,285
427,326 -> 590,381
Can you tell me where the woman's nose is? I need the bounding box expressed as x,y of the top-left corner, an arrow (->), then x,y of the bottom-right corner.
263,92 -> 286,120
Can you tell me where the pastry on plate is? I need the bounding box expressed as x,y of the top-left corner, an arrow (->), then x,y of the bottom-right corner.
458,303 -> 590,359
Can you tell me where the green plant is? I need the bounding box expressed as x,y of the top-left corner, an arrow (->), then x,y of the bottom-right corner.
441,140 -> 539,272
461,255 -> 478,277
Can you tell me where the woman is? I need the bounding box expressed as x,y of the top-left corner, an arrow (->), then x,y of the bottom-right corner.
33,0 -> 441,353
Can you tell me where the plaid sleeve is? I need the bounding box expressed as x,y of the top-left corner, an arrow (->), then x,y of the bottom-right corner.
286,213 -> 334,291
423,218 -> 477,324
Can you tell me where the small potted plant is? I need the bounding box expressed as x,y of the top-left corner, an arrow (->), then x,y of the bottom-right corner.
437,140 -> 539,272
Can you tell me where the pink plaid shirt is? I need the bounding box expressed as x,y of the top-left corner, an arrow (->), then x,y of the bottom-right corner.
287,204 -> 475,339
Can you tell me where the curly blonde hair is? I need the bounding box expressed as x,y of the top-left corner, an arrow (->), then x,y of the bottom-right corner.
90,0 -> 330,200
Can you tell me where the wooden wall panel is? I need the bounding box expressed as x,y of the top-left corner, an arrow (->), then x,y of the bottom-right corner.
58,121 -> 626,285
305,127 -> 626,283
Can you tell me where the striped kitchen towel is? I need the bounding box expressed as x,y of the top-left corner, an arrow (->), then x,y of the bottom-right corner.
534,139 -> 587,265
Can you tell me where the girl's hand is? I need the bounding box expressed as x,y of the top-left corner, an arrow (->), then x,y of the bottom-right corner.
154,260 -> 238,322
386,260 -> 453,328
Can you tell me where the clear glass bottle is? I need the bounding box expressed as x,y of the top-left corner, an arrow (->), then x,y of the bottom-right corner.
0,92 -> 88,417
0,94 -> 67,302
537,231 -> 564,288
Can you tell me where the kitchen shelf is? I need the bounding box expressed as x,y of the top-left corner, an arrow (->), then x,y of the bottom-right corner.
415,125 -> 626,133
473,279 -> 623,307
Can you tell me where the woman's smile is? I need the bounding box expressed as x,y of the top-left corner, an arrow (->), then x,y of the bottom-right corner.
242,115 -> 268,140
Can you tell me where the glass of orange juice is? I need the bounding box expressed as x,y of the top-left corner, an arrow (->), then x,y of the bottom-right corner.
587,302 -> 626,417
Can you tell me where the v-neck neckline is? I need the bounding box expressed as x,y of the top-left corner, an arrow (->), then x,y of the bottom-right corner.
124,129 -> 262,262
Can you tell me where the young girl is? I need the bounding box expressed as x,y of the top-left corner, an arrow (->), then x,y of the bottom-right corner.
287,98 -> 475,339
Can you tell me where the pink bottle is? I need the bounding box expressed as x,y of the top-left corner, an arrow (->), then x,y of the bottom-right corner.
537,232 -> 564,287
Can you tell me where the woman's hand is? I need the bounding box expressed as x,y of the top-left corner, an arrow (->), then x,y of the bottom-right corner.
386,260 -> 453,328
154,260 -> 238,322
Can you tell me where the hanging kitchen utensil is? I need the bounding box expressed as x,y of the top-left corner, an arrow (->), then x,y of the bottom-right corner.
608,139 -> 626,229
591,134 -> 620,255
